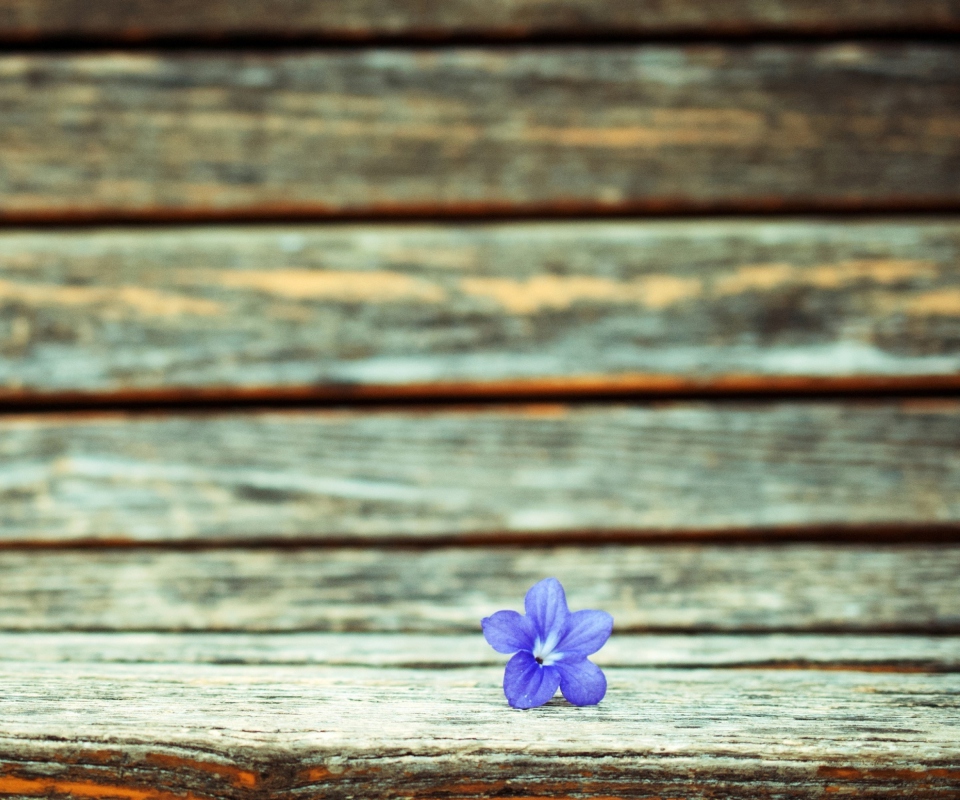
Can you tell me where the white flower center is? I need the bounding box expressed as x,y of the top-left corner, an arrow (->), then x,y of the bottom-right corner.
532,630 -> 563,666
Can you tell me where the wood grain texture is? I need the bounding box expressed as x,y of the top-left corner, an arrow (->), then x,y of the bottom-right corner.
2,47 -> 960,221
3,220 -> 960,397
1,662 -> 959,799
1,403 -> 959,544
4,631 -> 960,669
2,0 -> 960,40
2,545 -> 957,632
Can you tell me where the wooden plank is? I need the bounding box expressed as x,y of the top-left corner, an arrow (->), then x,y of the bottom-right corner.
2,545 -> 957,632
2,47 -> 959,221
2,0 -> 960,41
3,632 -> 960,669
1,403 -> 959,544
3,220 -> 960,398
1,662 -> 958,799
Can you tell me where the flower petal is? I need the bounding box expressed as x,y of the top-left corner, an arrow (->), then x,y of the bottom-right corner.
557,609 -> 613,657
482,610 -> 534,654
555,657 -> 607,706
524,577 -> 570,642
503,651 -> 561,709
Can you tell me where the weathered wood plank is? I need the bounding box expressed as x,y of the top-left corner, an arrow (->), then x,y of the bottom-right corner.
3,220 -> 960,397
3,0 -> 960,41
4,632 -> 960,669
1,404 -> 958,543
2,47 -> 959,220
2,545 -> 957,632
1,663 -> 958,799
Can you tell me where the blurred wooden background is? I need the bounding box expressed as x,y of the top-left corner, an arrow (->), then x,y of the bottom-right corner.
1,2 -> 959,799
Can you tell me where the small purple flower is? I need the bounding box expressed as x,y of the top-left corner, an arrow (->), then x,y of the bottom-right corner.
481,577 -> 613,709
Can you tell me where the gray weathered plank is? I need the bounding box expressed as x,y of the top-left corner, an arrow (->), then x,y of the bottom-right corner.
3,220 -> 960,397
3,0 -> 959,40
1,663 -> 958,799
3,632 -> 959,669
2,545 -> 957,632
1,404 -> 958,543
2,47 -> 959,220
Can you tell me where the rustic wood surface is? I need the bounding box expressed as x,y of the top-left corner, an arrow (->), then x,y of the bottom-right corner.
2,220 -> 960,397
2,47 -> 959,221
3,631 -> 960,669
3,545 -> 957,632
1,662 -> 958,799
1,403 -> 958,543
3,0 -> 960,40
1,2 -> 956,795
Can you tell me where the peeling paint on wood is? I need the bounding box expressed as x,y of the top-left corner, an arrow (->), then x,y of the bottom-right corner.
1,545 -> 957,632
1,48 -> 959,220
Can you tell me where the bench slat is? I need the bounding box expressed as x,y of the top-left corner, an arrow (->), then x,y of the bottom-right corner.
1,404 -> 958,544
3,47 -> 959,221
3,545 -> 957,632
2,662 -> 958,798
3,632 -> 959,669
3,0 -> 959,40
2,220 -> 959,398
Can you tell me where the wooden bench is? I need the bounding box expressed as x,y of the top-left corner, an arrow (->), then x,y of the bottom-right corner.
1,2 -> 959,798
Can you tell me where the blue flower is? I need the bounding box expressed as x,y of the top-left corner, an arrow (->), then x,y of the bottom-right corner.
481,577 -> 613,709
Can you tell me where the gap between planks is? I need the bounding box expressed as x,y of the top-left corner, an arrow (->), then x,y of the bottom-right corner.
5,32 -> 960,52
1,377 -> 960,416
7,198 -> 960,227
2,525 -> 960,551
2,0 -> 960,44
